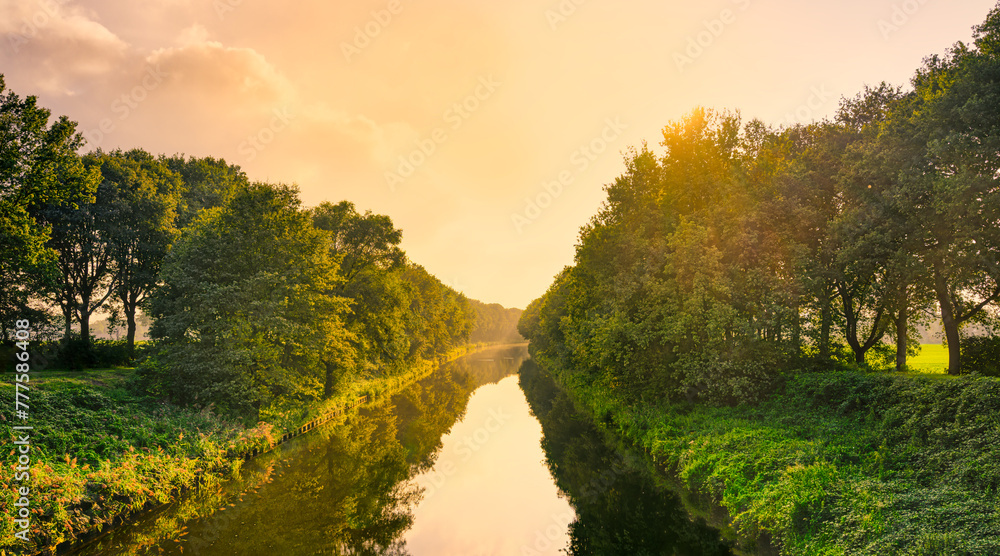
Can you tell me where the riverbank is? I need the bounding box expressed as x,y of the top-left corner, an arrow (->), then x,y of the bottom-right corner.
531,352 -> 1000,555
69,344 -> 532,555
0,343 -> 505,555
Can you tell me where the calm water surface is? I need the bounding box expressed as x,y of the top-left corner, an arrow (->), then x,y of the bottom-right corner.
71,346 -> 732,555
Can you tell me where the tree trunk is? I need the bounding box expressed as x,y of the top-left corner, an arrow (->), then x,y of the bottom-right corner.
851,342 -> 866,365
931,264 -> 961,375
933,283 -> 961,375
895,305 -> 908,373
125,304 -> 135,359
837,281 -> 889,367
62,305 -> 73,341
837,282 -> 864,364
79,308 -> 91,347
791,301 -> 801,353
820,294 -> 832,358
126,312 -> 137,356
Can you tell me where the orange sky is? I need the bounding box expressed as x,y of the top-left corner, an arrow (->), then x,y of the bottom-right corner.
1,0 -> 995,308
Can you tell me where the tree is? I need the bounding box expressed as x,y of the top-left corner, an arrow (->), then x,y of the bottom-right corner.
400,264 -> 475,361
837,84 -> 935,370
37,182 -> 116,346
311,201 -> 405,282
148,182 -> 349,419
90,149 -> 181,354
0,75 -> 98,338
467,300 -> 524,344
888,15 -> 1000,373
162,154 -> 249,228
312,201 -> 407,397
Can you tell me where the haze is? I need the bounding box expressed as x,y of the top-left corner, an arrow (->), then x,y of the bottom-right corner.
0,0 -> 993,308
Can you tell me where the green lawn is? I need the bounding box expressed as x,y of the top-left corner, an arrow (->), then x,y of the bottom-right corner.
908,343 -> 949,374
17,367 -> 135,389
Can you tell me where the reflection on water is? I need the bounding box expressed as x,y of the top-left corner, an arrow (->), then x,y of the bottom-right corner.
518,360 -> 734,556
403,375 -> 573,555
71,348 -> 730,556
72,346 -> 534,555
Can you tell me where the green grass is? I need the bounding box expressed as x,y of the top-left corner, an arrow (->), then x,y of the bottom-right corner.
539,356 -> 1000,555
25,367 -> 135,388
0,344 -> 493,553
908,344 -> 949,374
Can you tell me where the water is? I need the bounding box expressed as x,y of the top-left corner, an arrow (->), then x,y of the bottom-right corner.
71,346 -> 733,555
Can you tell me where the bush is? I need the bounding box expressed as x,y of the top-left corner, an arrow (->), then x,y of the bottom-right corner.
962,336 -> 1000,377
678,340 -> 786,405
53,336 -> 139,370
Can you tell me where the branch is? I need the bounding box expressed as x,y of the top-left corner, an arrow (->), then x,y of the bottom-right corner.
955,285 -> 1000,324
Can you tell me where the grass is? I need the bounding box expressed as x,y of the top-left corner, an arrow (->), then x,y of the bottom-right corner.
23,367 -> 134,388
0,343 -> 494,554
907,344 -> 949,374
538,356 -> 1000,555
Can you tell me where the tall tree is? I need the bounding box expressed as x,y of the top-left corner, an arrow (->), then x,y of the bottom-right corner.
895,17 -> 1000,373
90,149 -> 181,354
37,182 -> 116,346
148,182 -> 349,419
0,75 -> 98,338
838,84 -> 934,370
312,201 -> 407,397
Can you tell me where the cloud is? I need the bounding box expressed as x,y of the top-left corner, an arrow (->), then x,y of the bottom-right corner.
0,0 -> 129,93
146,32 -> 295,110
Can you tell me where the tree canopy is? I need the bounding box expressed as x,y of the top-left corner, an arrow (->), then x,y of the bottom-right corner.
521,8 -> 1000,407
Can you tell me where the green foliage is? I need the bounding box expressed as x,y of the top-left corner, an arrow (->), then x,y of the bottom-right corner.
162,154 -> 249,228
0,74 -> 99,339
52,336 -> 139,370
467,299 -> 524,344
523,4 -> 1000,417
146,182 -> 349,419
87,149 -> 180,351
400,264 -> 476,361
537,352 -> 1000,555
960,336 -> 1000,377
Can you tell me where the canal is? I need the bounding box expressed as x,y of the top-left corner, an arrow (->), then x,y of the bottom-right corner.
72,345 -> 733,555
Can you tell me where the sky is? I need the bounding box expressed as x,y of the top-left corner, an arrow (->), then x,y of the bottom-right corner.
1,0 -> 996,309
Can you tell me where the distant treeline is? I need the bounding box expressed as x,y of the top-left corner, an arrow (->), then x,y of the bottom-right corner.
0,75 -> 520,419
521,6 -> 1000,404
467,299 -> 524,344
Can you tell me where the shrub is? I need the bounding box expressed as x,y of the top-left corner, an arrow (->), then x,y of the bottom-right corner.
57,335 -> 95,370
50,336 -> 139,370
961,336 -> 1000,377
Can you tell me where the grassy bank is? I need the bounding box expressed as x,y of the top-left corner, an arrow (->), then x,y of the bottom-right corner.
536,355 -> 1000,555
0,343 -> 496,555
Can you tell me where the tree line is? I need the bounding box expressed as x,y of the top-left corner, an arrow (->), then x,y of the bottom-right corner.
520,6 -> 1000,405
0,75 -> 520,419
